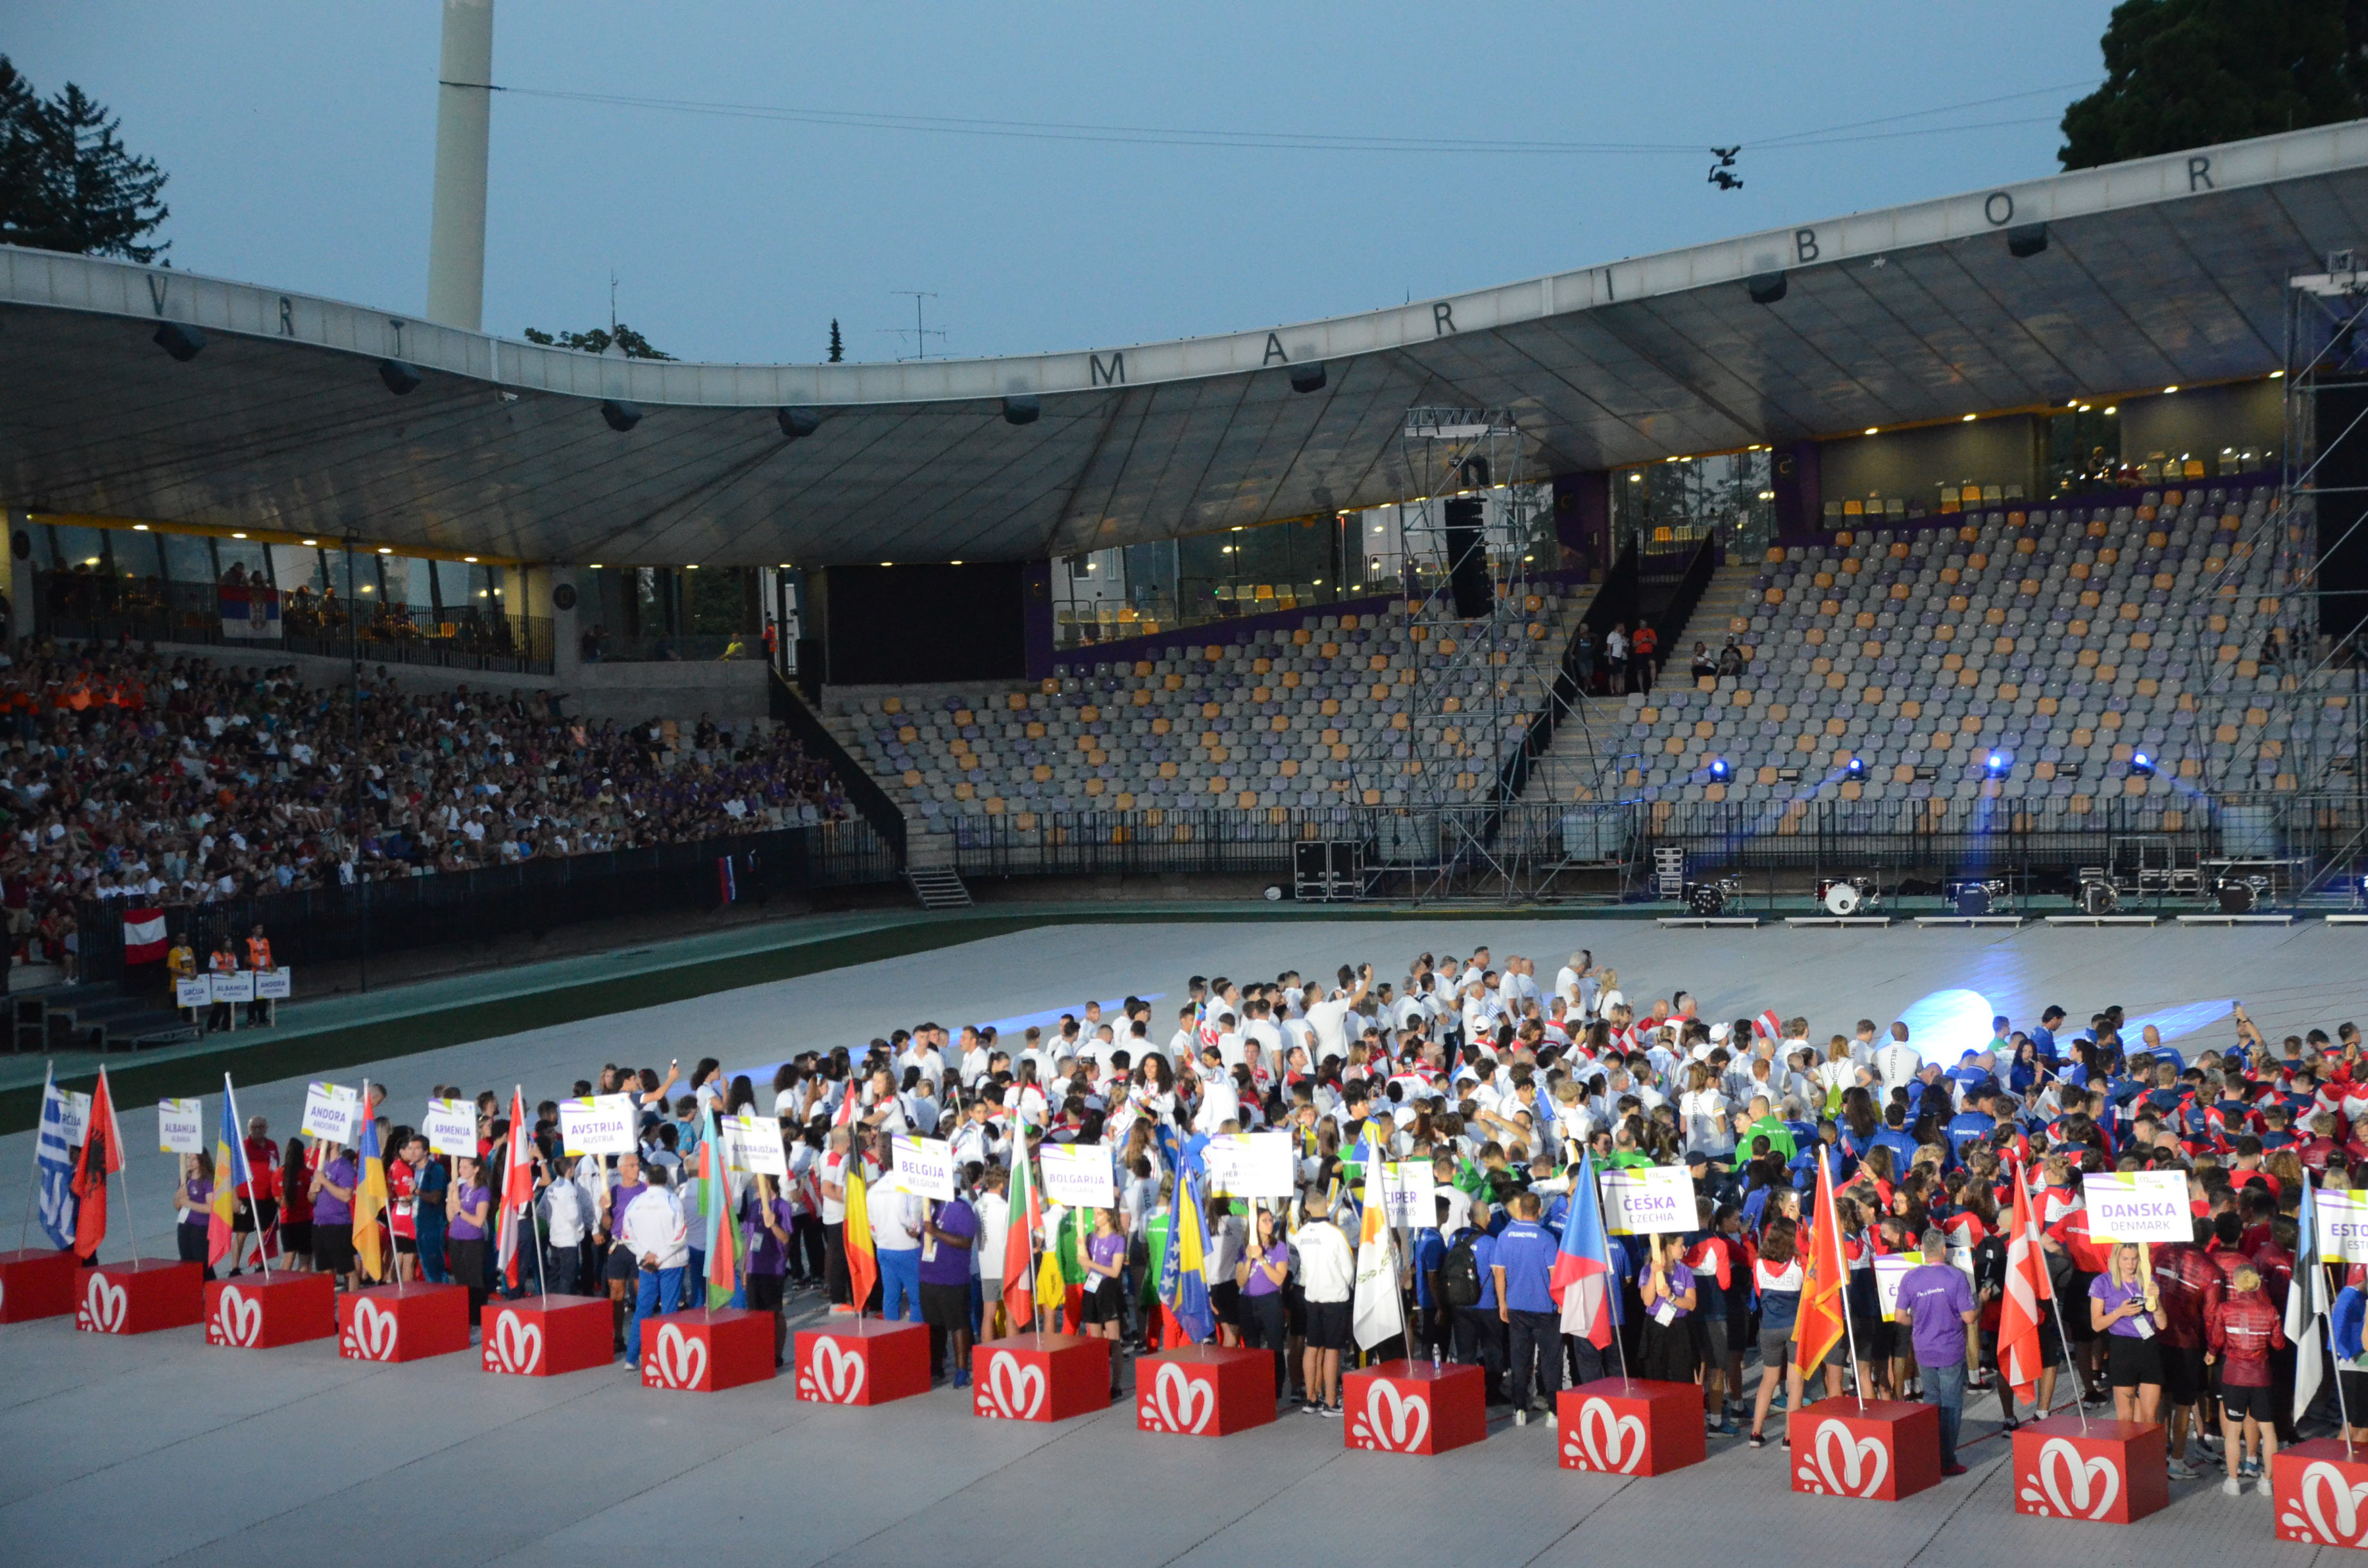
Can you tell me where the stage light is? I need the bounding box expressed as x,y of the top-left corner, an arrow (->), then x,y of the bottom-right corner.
1986,750 -> 2010,776
1845,756 -> 1866,780
1709,757 -> 1730,781
2132,752 -> 2154,776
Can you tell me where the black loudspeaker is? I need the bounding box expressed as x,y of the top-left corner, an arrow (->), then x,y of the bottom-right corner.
152,320 -> 206,361
378,358 -> 422,395
1002,395 -> 1040,426
1747,272 -> 1787,304
601,399 -> 645,432
1444,495 -> 1490,617
1289,363 -> 1326,393
777,407 -> 821,439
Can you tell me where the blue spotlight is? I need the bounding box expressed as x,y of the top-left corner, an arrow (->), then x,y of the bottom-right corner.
1709,757 -> 1731,781
1986,750 -> 2010,776
2132,752 -> 2155,777
1844,756 -> 1866,781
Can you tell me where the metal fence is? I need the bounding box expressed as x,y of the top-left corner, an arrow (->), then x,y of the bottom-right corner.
939,792 -> 2368,901
74,819 -> 896,984
35,574 -> 556,674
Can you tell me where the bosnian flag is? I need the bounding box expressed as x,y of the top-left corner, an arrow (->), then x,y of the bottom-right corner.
1553,1148 -> 1617,1346
122,908 -> 167,965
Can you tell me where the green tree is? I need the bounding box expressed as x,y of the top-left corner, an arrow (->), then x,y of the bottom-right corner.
828,318 -> 844,363
0,56 -> 170,262
2060,0 -> 2367,169
520,322 -> 676,360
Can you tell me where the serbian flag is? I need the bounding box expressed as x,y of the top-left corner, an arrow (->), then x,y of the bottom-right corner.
698,1106 -> 738,1309
206,1076 -> 252,1268
717,855 -> 737,904
1002,1129 -> 1040,1330
122,908 -> 167,965
1998,1160 -> 2052,1405
1552,1148 -> 1617,1346
843,1147 -> 878,1314
353,1086 -> 390,1283
1793,1146 -> 1848,1377
72,1066 -> 122,1262
493,1086 -> 534,1290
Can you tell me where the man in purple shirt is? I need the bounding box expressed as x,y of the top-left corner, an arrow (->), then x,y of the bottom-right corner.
1896,1227 -> 1980,1476
921,1196 -> 978,1387
311,1145 -> 358,1287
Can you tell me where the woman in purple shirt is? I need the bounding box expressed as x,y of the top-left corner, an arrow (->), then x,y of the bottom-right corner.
446,1156 -> 491,1322
1237,1206 -> 1292,1404
2089,1241 -> 2166,1424
1637,1234 -> 1699,1384
174,1152 -> 215,1275
742,1175 -> 794,1366
1081,1209 -> 1128,1397
311,1143 -> 358,1287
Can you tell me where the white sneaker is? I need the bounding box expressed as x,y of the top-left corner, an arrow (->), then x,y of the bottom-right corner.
1513,1409 -> 1529,1426
2168,1457 -> 2201,1480
2257,1476 -> 2277,1496
2223,1476 -> 2244,1497
1547,1409 -> 1559,1429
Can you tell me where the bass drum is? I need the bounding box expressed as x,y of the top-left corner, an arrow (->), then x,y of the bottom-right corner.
1823,881 -> 1862,916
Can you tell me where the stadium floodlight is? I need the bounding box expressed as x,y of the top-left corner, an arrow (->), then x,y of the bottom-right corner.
2132,752 -> 2155,777
1709,758 -> 1730,781
1844,756 -> 1866,781
1987,750 -> 2010,776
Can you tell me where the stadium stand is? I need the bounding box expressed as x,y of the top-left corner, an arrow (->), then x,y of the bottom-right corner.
1517,483 -> 2304,815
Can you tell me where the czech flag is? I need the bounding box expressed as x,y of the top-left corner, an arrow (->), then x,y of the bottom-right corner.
207,1075 -> 251,1268
1552,1148 -> 1617,1346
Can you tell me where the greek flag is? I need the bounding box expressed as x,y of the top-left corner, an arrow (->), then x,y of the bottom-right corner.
36,1066 -> 78,1249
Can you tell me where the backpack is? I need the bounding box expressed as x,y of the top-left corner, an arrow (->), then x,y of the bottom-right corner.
1438,1231 -> 1483,1308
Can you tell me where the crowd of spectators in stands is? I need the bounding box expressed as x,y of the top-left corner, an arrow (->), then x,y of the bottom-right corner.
0,639 -> 855,970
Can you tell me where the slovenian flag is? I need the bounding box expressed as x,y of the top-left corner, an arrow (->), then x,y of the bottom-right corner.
207,1076 -> 251,1268
121,908 -> 167,965
1553,1148 -> 1617,1346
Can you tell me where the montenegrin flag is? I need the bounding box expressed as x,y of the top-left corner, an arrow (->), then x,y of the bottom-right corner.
1793,1146 -> 1848,1377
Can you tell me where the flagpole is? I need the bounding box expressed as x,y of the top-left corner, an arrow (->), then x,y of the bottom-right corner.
18,1061 -> 51,1254
2014,1162 -> 2081,1433
224,1073 -> 270,1280
1592,1161 -> 1632,1390
101,1067 -> 141,1266
1823,1148 -> 1866,1412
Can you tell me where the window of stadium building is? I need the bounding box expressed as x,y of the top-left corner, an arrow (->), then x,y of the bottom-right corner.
1615,450 -> 1775,560
580,564 -> 764,664
21,524 -> 555,675
1052,490 -> 1553,647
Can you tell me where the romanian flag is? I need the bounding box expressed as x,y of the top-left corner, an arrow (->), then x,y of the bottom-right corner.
843,1146 -> 878,1314
207,1076 -> 252,1268
698,1106 -> 737,1309
354,1081 -> 390,1282
1793,1145 -> 1848,1377
1001,1130 -> 1039,1330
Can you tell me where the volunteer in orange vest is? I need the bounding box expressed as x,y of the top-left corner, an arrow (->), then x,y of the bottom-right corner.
243,924 -> 274,1025
208,937 -> 239,1033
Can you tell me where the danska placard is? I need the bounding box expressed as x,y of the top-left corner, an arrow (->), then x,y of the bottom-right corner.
2080,1172 -> 2191,1244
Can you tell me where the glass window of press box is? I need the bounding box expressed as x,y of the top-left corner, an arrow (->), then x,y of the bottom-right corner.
582,565 -> 766,662
19,524 -> 557,674
1615,450 -> 1776,560
1049,486 -> 1553,649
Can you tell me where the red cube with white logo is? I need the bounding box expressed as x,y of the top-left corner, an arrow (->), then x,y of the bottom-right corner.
75,1259 -> 204,1335
794,1317 -> 931,1405
0,1247 -> 79,1322
482,1294 -> 613,1378
1557,1376 -> 1706,1476
1136,1344 -> 1277,1437
1342,1360 -> 1488,1456
337,1281 -> 471,1363
2010,1415 -> 2168,1524
204,1271 -> 334,1349
1789,1400 -> 1941,1501
2273,1439 -> 2368,1549
971,1332 -> 1110,1422
639,1307 -> 776,1392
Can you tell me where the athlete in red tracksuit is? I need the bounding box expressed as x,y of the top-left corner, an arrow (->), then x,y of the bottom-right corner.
2206,1267 -> 2285,1496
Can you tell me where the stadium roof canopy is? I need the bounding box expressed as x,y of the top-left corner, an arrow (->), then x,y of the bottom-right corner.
3,122 -> 2367,568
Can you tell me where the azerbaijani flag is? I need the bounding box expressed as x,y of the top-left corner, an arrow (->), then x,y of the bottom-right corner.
1553,1148 -> 1617,1346
844,1145 -> 878,1314
698,1106 -> 738,1310
1001,1127 -> 1039,1330
1793,1145 -> 1848,1377
207,1075 -> 251,1268
353,1081 -> 390,1282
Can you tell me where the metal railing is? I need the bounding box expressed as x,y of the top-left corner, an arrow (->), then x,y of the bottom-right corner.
580,631 -> 760,664
769,669 -> 908,866
73,819 -> 896,984
35,575 -> 555,674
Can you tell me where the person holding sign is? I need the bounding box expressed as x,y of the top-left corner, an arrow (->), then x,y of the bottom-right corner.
447,1156 -> 492,1321
1636,1234 -> 1698,1383
920,1191 -> 978,1386
311,1139 -> 358,1287
174,1151 -> 215,1276
743,1174 -> 794,1366
2090,1241 -> 2167,1425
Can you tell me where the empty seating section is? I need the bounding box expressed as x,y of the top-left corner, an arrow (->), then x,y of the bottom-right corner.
824,592 -> 1591,835
1570,486 -> 2305,812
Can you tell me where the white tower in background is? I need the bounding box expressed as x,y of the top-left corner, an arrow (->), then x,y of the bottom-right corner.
425,0 -> 495,330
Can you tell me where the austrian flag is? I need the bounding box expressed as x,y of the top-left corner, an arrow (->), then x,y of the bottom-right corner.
122,908 -> 168,965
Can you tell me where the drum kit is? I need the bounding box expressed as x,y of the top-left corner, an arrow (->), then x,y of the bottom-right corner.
1814,876 -> 1879,916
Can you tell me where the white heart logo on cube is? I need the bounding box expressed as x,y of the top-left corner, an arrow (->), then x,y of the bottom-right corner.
1152,1362 -> 1215,1434
2298,1461 -> 2368,1546
1812,1419 -> 1889,1498
2026,1437 -> 2120,1521
213,1287 -> 263,1347
985,1350 -> 1046,1418
1576,1398 -> 1647,1473
345,1297 -> 399,1360
489,1311 -> 542,1375
81,1273 -> 128,1334
648,1324 -> 707,1390
1360,1380 -> 1430,1452
809,1337 -> 866,1403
